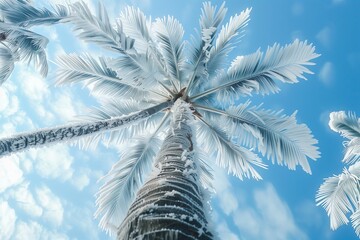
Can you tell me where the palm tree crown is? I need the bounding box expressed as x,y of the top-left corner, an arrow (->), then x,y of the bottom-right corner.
0,1 -> 320,238
317,111 -> 360,236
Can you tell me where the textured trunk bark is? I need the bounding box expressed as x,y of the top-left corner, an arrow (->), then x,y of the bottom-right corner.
0,101 -> 172,157
117,100 -> 213,240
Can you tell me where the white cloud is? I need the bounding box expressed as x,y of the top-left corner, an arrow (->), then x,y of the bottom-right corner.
71,169 -> 90,191
20,70 -> 49,102
0,155 -> 23,193
216,222 -> 239,240
0,87 -> 9,111
12,220 -> 69,240
291,3 -> 304,16
219,190 -> 238,215
11,183 -> 43,218
233,183 -> 308,240
32,144 -> 74,181
0,201 -> 16,239
51,93 -> 78,121
35,185 -> 64,227
319,62 -> 334,85
316,27 -> 332,48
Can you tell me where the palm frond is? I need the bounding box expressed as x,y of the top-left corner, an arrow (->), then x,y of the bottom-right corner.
0,0 -> 68,27
329,111 -> 360,140
316,163 -> 360,230
5,26 -> 48,77
153,16 -> 185,90
119,6 -> 152,54
185,2 -> 227,94
190,39 -> 320,102
56,54 -> 151,100
351,208 -> 360,237
193,145 -> 214,191
343,138 -> 360,164
95,113 -> 169,234
69,1 -> 134,52
207,8 -> 251,75
195,116 -> 266,180
0,43 -> 14,85
109,53 -> 162,92
195,102 -> 319,173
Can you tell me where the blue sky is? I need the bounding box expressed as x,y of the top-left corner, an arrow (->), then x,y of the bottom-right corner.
0,0 -> 359,239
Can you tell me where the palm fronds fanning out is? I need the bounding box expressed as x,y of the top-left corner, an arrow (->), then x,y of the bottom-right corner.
317,112 -> 360,237
0,0 -> 69,84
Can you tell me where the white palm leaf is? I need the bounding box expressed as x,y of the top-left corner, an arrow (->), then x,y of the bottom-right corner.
316,163 -> 360,230
95,113 -> 168,233
185,2 -> 227,94
206,8 -> 251,75
329,111 -> 360,140
73,99 -> 163,149
56,54 -> 149,100
109,53 -> 163,92
193,145 -> 214,191
119,6 -> 152,54
5,26 -> 49,77
343,138 -> 360,164
69,2 -> 134,52
195,115 -> 266,180
0,43 -> 14,85
0,0 -> 68,27
153,16 -> 186,90
351,208 -> 360,237
190,39 -> 320,103
196,102 -> 319,173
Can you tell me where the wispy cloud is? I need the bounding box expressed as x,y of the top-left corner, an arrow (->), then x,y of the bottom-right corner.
10,182 -> 43,218
35,185 -> 64,227
318,61 -> 335,85
216,222 -> 240,240
12,220 -> 69,240
233,183 -> 308,240
292,2 -> 304,16
0,155 -> 23,193
316,27 -> 332,48
0,201 -> 16,239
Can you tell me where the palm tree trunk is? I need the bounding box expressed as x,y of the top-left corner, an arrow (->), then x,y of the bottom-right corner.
0,101 -> 172,157
117,100 -> 213,240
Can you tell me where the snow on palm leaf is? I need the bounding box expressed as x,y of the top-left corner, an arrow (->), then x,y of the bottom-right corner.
0,0 -> 70,85
317,111 -> 360,236
0,1 -> 320,238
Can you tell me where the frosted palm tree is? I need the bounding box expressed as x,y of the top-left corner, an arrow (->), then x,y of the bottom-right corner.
0,0 -> 69,85
0,1 -> 320,239
317,111 -> 360,237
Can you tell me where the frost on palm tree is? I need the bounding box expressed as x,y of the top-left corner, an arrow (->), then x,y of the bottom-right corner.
0,1 -> 320,239
317,112 -> 360,237
0,0 -> 69,85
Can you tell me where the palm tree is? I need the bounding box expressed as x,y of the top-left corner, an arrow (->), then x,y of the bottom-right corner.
0,0 -> 69,85
0,1 -> 320,239
317,111 -> 360,237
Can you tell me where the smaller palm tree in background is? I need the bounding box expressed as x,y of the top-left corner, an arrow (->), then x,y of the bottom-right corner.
317,111 -> 360,237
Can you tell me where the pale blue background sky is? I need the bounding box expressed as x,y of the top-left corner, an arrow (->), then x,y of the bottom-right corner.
0,0 -> 359,239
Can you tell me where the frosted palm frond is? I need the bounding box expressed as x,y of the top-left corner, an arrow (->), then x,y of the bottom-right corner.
73,100 -> 164,149
69,2 -> 134,52
351,208 -> 360,237
119,6 -> 152,54
316,162 -> 360,230
56,54 -> 149,100
193,146 -> 214,191
206,8 -> 251,75
4,26 -> 49,77
329,111 -> 360,140
95,136 -> 162,233
153,16 -> 186,89
109,53 -> 161,91
191,39 -> 320,103
0,0 -> 68,27
343,138 -> 360,164
196,102 -> 319,173
195,116 -> 266,180
0,43 -> 14,85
